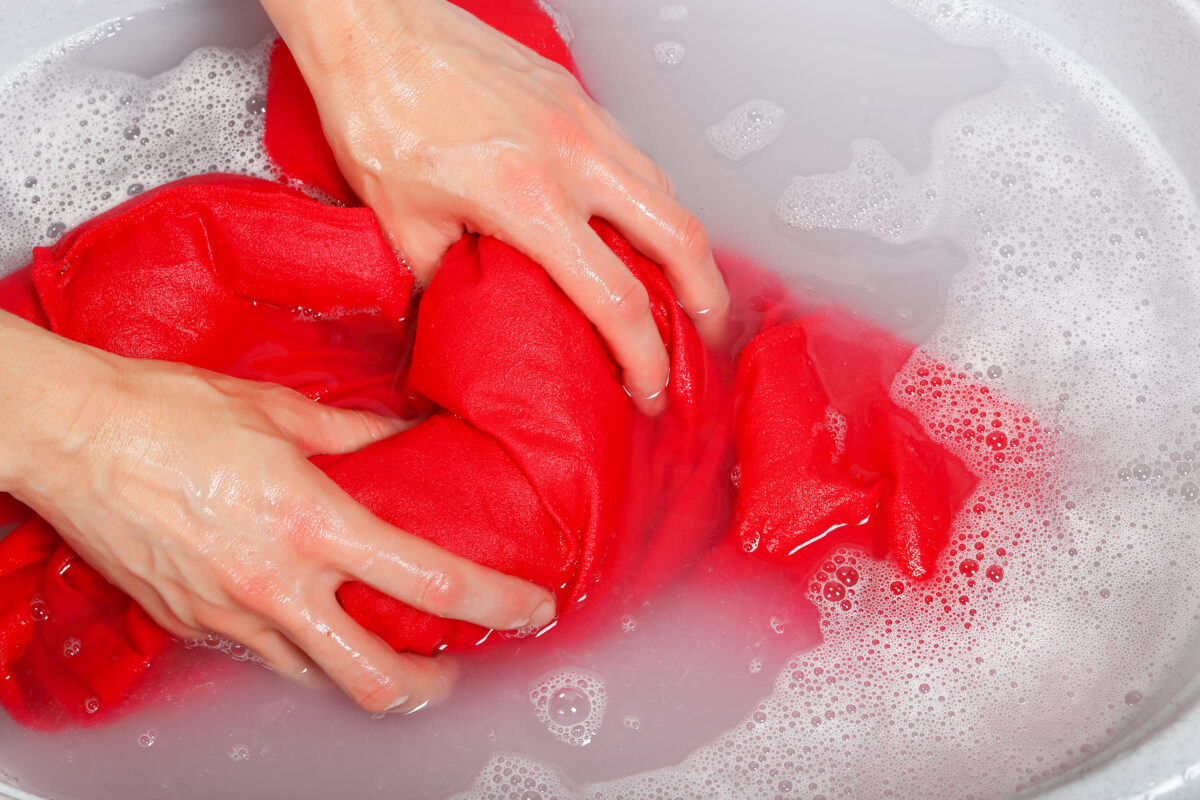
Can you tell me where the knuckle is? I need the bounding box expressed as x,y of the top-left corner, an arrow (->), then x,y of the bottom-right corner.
606,276 -> 652,326
350,673 -> 408,714
675,213 -> 712,263
416,568 -> 464,618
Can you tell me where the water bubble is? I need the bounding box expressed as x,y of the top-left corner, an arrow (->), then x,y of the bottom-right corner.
959,558 -> 979,577
520,792 -> 543,800
126,182 -> 145,197
83,697 -> 100,715
986,565 -> 1005,583
61,637 -> 81,658
548,686 -> 591,726
1124,690 -> 1143,706
985,430 -> 1009,451
918,683 -> 931,694
46,222 -> 66,239
823,581 -> 847,602
138,730 -> 157,748
29,596 -> 50,622
890,581 -> 905,595
227,744 -> 250,762
122,124 -> 140,140
531,670 -> 607,747
622,715 -> 641,731
1181,482 -> 1199,501
986,365 -> 1003,379
651,40 -> 686,68
23,176 -> 37,188
244,94 -> 266,115
1132,463 -> 1152,481
835,566 -> 859,586
619,615 -> 637,633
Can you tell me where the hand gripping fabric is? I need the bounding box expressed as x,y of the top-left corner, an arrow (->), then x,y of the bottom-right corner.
0,0 -> 976,729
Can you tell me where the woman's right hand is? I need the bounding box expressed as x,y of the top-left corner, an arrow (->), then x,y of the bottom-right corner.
0,311 -> 556,714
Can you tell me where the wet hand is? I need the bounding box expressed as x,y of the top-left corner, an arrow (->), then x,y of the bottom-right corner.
0,316 -> 557,714
261,0 -> 731,413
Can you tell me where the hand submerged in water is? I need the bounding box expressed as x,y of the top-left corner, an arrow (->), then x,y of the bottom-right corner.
0,312 -> 556,714
260,0 -> 731,414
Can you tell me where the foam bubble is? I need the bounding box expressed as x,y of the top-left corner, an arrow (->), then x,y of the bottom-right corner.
0,36 -> 275,274
530,669 -> 608,747
652,39 -> 687,68
657,5 -> 690,23
705,99 -> 786,164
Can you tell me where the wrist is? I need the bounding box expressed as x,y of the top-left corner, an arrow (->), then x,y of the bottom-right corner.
0,312 -> 115,499
261,0 -> 428,75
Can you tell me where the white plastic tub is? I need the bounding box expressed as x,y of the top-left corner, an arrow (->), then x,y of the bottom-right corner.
1,1 -> 1199,798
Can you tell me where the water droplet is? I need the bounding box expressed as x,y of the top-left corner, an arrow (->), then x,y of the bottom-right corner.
83,697 -> 100,715
61,637 -> 81,658
138,730 -> 157,748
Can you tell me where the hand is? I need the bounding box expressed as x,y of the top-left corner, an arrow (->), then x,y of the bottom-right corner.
260,0 -> 732,414
0,313 -> 557,714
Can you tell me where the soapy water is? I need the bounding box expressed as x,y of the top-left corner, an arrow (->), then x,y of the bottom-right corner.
0,0 -> 1199,799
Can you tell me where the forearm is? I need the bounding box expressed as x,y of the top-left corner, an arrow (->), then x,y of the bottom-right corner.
0,310 -> 106,497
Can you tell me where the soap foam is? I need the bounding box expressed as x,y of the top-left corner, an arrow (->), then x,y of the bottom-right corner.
0,35 -> 274,274
0,1 -> 1198,799
705,98 -> 786,164
454,0 -> 1200,798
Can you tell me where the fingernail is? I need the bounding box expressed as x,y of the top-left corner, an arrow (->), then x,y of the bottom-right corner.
384,695 -> 411,713
529,600 -> 556,629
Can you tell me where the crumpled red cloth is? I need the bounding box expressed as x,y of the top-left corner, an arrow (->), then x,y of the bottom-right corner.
0,0 -> 974,729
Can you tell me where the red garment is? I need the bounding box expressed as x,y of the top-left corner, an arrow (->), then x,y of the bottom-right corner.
730,310 -> 977,579
0,0 -> 975,729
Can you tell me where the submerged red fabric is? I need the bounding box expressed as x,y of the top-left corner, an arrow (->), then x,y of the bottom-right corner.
0,0 -> 974,729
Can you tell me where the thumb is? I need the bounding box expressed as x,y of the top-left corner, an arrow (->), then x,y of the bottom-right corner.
270,393 -> 411,456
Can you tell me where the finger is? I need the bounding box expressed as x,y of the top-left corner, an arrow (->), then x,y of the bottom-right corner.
280,598 -> 457,714
588,164 -> 732,349
267,391 -> 410,457
326,498 -> 557,631
577,104 -> 675,196
508,216 -> 671,414
239,628 -> 328,689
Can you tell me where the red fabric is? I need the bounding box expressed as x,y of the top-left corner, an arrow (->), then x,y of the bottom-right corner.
730,310 -> 977,579
0,0 -> 977,729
